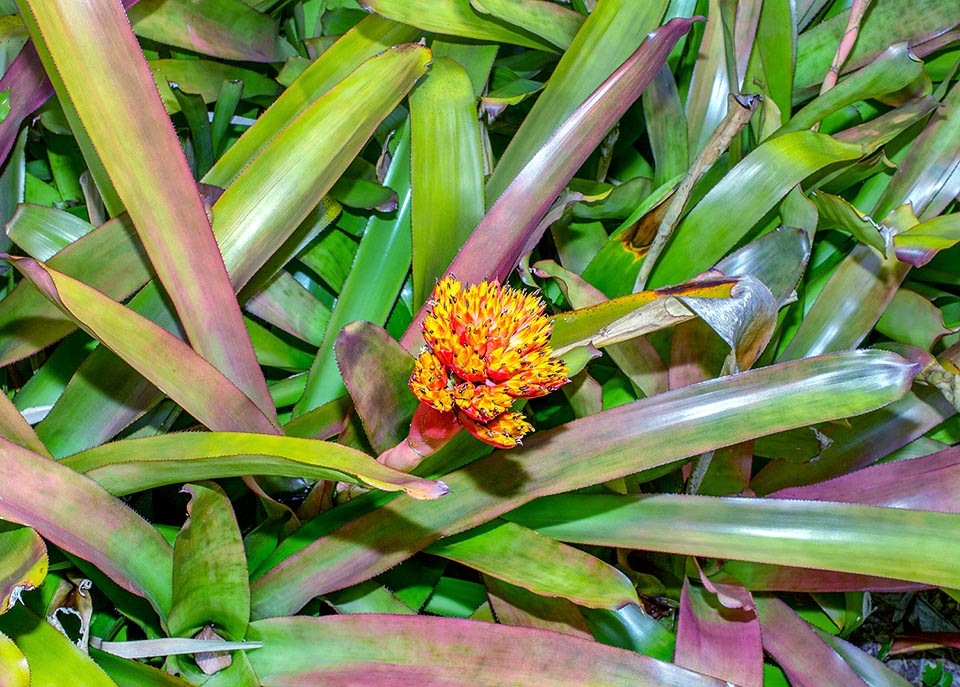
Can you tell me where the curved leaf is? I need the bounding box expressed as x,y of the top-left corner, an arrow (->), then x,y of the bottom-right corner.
0,525 -> 47,614
61,432 -> 448,501
0,605 -> 117,687
5,256 -> 279,435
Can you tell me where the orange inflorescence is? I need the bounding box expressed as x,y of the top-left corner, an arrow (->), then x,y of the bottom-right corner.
409,276 -> 569,448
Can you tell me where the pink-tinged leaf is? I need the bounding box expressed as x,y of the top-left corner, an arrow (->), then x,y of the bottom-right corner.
814,629 -> 916,686
714,560 -> 929,593
893,212 -> 960,267
0,388 -> 50,458
250,350 -> 918,617
0,437 -> 172,616
755,596 -> 868,687
21,0 -> 276,423
5,256 -> 278,436
246,615 -> 728,686
0,211 -> 150,367
889,632 -> 960,654
244,272 -> 330,347
768,445 -> 960,513
335,322 -> 419,455
0,43 -> 51,167
0,525 -> 47,614
675,580 -> 762,687
873,78 -> 960,220
128,0 -> 282,63
400,17 -> 700,351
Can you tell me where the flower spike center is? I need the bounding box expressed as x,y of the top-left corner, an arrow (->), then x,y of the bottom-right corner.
410,276 -> 569,448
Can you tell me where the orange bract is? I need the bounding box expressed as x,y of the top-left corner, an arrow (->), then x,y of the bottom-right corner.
410,276 -> 569,448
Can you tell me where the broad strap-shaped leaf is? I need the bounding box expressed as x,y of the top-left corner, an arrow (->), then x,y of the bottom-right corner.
250,350 -> 917,617
0,437 -> 172,617
167,483 -> 249,642
205,14 -> 419,188
410,56 -> 485,306
401,16 -> 699,350
335,322 -> 419,455
675,580 -> 762,687
0,210 -> 150,367
754,596 -> 869,687
768,445 -> 960,513
61,433 -> 448,501
506,493 -> 960,589
20,0 -> 276,422
470,0 -> 583,49
128,0 -> 282,62
292,120 -> 416,413
426,520 -> 639,609
246,615 -> 728,686
360,0 -> 561,51
5,256 -> 278,435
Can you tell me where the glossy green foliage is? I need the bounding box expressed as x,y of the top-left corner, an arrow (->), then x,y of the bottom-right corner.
0,1 -> 958,686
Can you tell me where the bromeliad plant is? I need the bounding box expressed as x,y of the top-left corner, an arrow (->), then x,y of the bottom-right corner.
1,0 -> 960,686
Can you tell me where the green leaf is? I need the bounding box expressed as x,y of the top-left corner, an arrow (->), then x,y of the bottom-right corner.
294,120 -> 415,412
647,131 -> 864,288
426,520 -> 639,609
0,605 -> 118,687
61,432 -> 449,501
469,0 -> 584,50
508,494 -> 960,589
0,525 -> 47,614
205,14 -> 419,188
150,60 -> 278,115
166,483 -> 250,641
410,56 -> 485,305
0,629 -> 28,687
250,350 -> 917,617
0,212 -> 149,367
246,615 -> 727,686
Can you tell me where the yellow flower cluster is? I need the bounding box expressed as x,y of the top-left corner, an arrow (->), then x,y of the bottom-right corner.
409,277 -> 569,448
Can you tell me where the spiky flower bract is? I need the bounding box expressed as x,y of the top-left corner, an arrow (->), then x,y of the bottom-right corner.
409,276 -> 569,448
